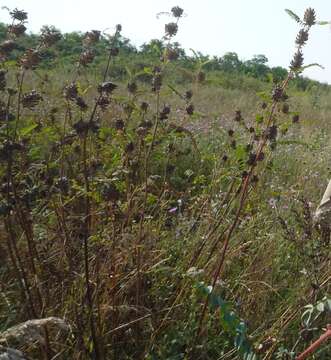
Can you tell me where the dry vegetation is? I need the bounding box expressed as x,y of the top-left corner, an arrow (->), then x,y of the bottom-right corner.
0,5 -> 330,360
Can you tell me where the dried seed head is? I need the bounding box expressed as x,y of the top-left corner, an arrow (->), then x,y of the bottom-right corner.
303,8 -> 316,27
10,8 -> 28,21
127,81 -> 138,94
185,90 -> 193,100
282,103 -> 290,114
160,105 -> 171,120
257,152 -> 265,161
295,29 -> 309,46
165,22 -> 178,37
272,86 -> 284,102
0,70 -> 6,91
0,40 -> 17,56
261,102 -> 267,109
125,141 -> 134,153
186,103 -> 194,115
109,47 -> 119,56
247,153 -> 257,166
230,139 -> 236,149
115,119 -> 125,130
171,6 -> 184,18
152,73 -> 162,92
228,129 -> 234,137
73,119 -> 89,135
140,102 -> 149,112
116,24 -> 122,33
222,154 -> 228,162
8,23 -> 26,37
83,30 -> 101,46
63,83 -> 78,100
20,49 -> 41,69
249,127 -> 255,133
75,96 -> 88,111
164,47 -> 179,61
97,95 -> 110,110
22,90 -> 43,109
265,125 -> 278,141
251,175 -> 259,183
98,81 -> 117,94
292,114 -> 300,123
290,50 -> 304,70
79,49 -> 95,66
40,26 -> 62,47
234,110 -> 242,122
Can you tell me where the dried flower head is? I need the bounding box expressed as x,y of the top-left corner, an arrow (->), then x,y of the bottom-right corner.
165,22 -> 178,37
292,114 -> 300,123
152,71 -> 162,92
303,8 -> 316,27
40,26 -> 62,47
10,8 -> 28,22
160,105 -> 171,120
171,6 -> 184,18
186,103 -> 194,115
282,103 -> 290,114
75,96 -> 88,111
0,40 -> 17,56
83,30 -> 101,46
185,90 -> 193,100
63,83 -> 78,100
127,82 -> 138,94
272,86 -> 284,102
8,23 -> 27,37
140,102 -> 149,112
295,29 -> 309,46
97,95 -> 110,110
79,49 -> 95,66
116,24 -> 122,33
290,50 -> 304,70
265,125 -> 278,140
164,47 -> 179,61
20,49 -> 41,69
115,119 -> 125,130
234,110 -> 242,122
73,119 -> 89,135
98,81 -> 117,94
197,71 -> 206,83
22,90 -> 43,109
109,47 -> 119,56
0,70 -> 6,91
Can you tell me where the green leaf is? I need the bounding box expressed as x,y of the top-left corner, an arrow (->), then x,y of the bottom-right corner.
317,21 -> 330,25
285,9 -> 301,24
301,63 -> 325,71
20,122 -> 38,136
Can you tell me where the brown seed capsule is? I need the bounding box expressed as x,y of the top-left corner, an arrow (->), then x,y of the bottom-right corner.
20,49 -> 41,69
234,110 -> 242,122
152,74 -> 162,92
292,114 -> 300,123
8,23 -> 26,37
185,90 -> 193,100
290,50 -> 304,70
303,8 -> 316,27
265,125 -> 278,140
63,83 -> 78,100
164,47 -> 179,61
40,26 -> 62,47
282,103 -> 290,114
228,129 -> 234,137
97,95 -> 110,110
160,105 -> 171,120
75,96 -> 88,111
0,40 -> 17,56
127,82 -> 137,94
109,47 -> 119,56
186,103 -> 194,115
73,119 -> 89,135
197,71 -> 206,83
83,30 -> 101,46
272,86 -> 283,102
222,154 -> 228,162
165,22 -> 178,37
247,153 -> 257,166
171,6 -> 184,18
79,49 -> 95,66
10,8 -> 28,21
140,102 -> 149,112
115,119 -> 125,130
295,29 -> 309,46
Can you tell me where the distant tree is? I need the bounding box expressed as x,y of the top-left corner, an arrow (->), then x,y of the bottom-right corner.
219,52 -> 242,72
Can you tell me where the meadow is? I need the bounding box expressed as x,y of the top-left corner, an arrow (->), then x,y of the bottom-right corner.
0,5 -> 330,360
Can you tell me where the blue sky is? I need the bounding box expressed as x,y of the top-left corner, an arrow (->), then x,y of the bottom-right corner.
1,0 -> 330,83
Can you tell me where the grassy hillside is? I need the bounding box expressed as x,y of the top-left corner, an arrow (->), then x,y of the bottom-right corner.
0,5 -> 330,360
